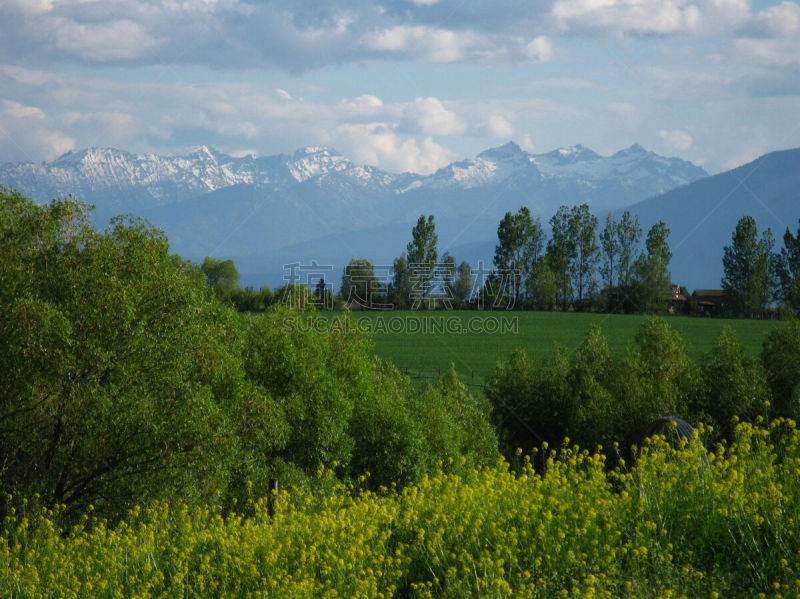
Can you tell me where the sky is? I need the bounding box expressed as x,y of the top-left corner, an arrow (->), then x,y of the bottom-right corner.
0,0 -> 799,175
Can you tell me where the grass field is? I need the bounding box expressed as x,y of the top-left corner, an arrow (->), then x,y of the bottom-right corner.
322,311 -> 782,384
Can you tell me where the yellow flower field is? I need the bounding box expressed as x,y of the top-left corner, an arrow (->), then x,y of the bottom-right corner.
3,419 -> 800,598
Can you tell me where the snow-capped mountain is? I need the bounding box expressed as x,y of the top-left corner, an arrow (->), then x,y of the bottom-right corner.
1,142 -> 708,285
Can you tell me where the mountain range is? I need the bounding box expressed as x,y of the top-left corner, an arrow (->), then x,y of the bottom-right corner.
3,142 -> 798,292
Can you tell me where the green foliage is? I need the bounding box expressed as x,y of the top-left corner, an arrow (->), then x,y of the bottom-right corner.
722,215 -> 775,316
613,317 -> 696,446
487,318 -> 698,456
633,221 -> 673,311
761,319 -> 800,419
494,206 -> 545,302
775,218 -> 800,313
617,210 -> 642,288
415,365 -> 499,473
527,255 -> 557,310
201,255 -> 240,298
547,205 -> 577,310
341,257 -> 379,308
600,212 -> 620,288
693,326 -> 768,430
453,260 -> 473,301
405,214 -> 438,307
570,203 -> 600,307
0,192 -> 243,520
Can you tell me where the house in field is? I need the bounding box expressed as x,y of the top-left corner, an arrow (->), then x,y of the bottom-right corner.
601,283 -> 687,313
692,289 -> 726,315
662,284 -> 688,314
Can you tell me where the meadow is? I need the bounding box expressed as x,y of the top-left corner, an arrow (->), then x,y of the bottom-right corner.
3,419 -> 800,598
326,311 -> 782,383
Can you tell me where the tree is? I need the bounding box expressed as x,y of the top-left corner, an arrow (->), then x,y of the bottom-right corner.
694,326 -> 767,429
721,216 -> 775,316
440,251 -> 457,302
453,261 -> 474,301
0,191 -> 262,520
634,221 -> 672,311
547,205 -> 576,310
762,320 -> 800,419
201,256 -> 240,298
493,206 -> 545,303
600,213 -> 620,288
390,252 -> 410,309
774,218 -> 800,313
341,258 -> 378,308
617,211 -> 642,289
527,255 -> 557,310
570,203 -> 599,307
406,215 -> 438,307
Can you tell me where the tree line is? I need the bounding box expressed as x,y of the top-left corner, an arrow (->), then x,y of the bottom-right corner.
486,317 -> 800,463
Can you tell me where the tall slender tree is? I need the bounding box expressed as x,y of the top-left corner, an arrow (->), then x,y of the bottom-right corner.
570,203 -> 600,307
454,261 -> 474,301
406,215 -> 438,306
775,218 -> 800,312
617,210 -> 642,288
494,206 -> 545,303
600,213 -> 620,288
547,205 -> 576,310
722,215 -> 775,316
634,221 -> 672,311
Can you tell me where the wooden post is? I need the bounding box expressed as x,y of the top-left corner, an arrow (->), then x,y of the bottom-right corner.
268,478 -> 278,518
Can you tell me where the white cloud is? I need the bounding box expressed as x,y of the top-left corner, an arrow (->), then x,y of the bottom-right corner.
659,128 -> 693,151
549,0 -> 753,36
341,94 -> 385,110
524,36 -> 554,62
752,1 -> 800,36
403,97 -> 465,136
0,101 -> 75,162
365,25 -> 468,62
1,0 -> 55,15
487,115 -> 515,138
3,100 -> 45,120
49,17 -> 159,60
276,89 -> 293,101
334,123 -> 455,174
519,134 -> 535,152
733,37 -> 800,65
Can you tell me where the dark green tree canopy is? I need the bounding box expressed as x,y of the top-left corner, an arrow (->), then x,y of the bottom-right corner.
494,206 -> 545,302
775,218 -> 800,313
722,215 -> 775,316
201,256 -> 240,297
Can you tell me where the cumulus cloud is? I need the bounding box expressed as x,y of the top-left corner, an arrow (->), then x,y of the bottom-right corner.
519,134 -> 535,152
402,97 -> 466,136
659,128 -> 693,151
487,115 -> 515,138
751,1 -> 800,36
365,25 -> 469,62
525,36 -> 554,62
335,123 -> 455,174
549,0 -> 752,36
0,0 -> 558,70
0,100 -> 75,162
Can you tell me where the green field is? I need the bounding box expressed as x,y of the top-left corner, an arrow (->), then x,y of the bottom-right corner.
326,311 -> 782,384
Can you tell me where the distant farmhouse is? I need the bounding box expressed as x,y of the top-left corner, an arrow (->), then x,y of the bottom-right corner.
692,289 -> 726,315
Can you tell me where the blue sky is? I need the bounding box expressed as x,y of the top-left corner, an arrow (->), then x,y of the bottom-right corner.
1,0 -> 798,174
